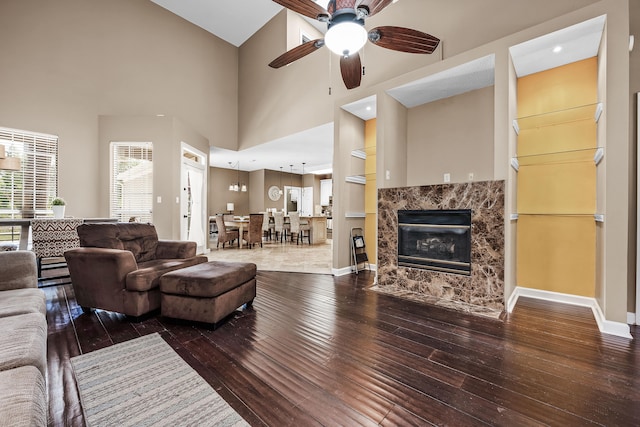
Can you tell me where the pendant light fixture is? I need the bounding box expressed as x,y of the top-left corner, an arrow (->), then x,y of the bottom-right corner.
279,166 -> 283,195
228,161 -> 247,192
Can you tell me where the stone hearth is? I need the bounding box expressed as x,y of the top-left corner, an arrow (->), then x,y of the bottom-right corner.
377,181 -> 505,316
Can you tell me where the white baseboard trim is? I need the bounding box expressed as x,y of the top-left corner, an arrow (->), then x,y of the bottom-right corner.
332,264 -> 377,277
332,266 -> 353,276
628,312 -> 638,325
507,287 -> 633,339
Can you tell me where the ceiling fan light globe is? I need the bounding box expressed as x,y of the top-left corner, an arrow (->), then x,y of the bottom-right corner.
325,22 -> 367,56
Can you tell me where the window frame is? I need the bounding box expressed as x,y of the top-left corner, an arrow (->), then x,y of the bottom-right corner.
109,141 -> 154,223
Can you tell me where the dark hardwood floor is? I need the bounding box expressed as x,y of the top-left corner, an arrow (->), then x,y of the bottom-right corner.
44,271 -> 640,426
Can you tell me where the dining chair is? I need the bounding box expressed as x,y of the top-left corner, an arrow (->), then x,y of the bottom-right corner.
30,218 -> 83,279
273,211 -> 286,242
261,212 -> 274,240
214,215 -> 239,248
223,214 -> 239,231
243,213 -> 264,248
288,212 -> 311,245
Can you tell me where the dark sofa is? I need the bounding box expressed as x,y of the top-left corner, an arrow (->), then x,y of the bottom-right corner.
64,223 -> 207,317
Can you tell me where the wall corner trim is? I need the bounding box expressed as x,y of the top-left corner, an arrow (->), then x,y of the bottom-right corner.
507,287 -> 633,339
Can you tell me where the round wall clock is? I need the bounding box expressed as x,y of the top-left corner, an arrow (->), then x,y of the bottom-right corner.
268,185 -> 282,201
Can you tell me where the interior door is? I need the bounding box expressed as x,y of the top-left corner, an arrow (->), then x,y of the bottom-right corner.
180,144 -> 207,254
301,186 -> 313,216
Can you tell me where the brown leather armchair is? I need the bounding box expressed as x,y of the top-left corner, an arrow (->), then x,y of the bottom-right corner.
64,223 -> 207,317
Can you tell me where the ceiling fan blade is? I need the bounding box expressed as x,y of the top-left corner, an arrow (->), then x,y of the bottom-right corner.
269,39 -> 324,69
271,0 -> 330,21
340,52 -> 362,90
368,26 -> 440,54
356,0 -> 393,17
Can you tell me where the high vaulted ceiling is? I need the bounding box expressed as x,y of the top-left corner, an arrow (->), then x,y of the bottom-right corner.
149,1 -> 606,175
150,0 -> 326,47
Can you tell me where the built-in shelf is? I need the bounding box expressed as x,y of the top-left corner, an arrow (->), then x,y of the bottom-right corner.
513,102 -> 602,133
512,214 -> 604,222
515,213 -> 602,221
512,146 -> 604,167
346,175 -> 366,185
351,149 -> 367,160
350,146 -> 376,159
345,212 -> 366,218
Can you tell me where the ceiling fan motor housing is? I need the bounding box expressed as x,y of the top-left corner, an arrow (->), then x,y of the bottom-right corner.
327,9 -> 365,31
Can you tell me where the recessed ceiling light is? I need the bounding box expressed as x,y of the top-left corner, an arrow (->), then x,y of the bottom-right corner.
366,106 -> 372,111
552,45 -> 563,53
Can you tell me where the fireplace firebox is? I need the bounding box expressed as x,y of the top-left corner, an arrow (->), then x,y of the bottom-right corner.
398,209 -> 472,275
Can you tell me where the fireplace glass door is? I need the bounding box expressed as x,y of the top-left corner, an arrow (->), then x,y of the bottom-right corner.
398,210 -> 471,275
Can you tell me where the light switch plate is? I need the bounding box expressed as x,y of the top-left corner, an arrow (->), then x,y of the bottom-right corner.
444,173 -> 451,183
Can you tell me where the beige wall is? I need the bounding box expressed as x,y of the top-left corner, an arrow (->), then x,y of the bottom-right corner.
628,0 -> 640,313
209,168 -> 250,215
209,167 -> 307,215
2,0 -> 636,322
98,115 -> 208,240
600,1 -> 631,322
249,170 -> 266,214
238,0 -> 600,151
407,87 -> 495,186
0,0 -> 238,220
377,94 -> 408,189
238,10 -> 337,150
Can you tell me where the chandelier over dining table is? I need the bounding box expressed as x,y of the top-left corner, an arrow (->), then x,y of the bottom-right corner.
228,161 -> 247,192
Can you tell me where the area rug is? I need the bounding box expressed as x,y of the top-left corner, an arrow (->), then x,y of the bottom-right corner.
71,333 -> 249,427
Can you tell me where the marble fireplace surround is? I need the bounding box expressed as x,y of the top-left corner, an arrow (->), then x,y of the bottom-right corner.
377,181 -> 505,317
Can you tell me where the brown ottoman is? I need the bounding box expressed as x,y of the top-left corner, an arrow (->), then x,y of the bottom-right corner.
160,261 -> 256,327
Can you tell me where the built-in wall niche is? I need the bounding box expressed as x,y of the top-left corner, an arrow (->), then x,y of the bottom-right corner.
514,57 -> 599,298
386,55 -> 495,108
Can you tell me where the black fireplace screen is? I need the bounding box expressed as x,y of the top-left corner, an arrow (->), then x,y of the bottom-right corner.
397,209 -> 471,275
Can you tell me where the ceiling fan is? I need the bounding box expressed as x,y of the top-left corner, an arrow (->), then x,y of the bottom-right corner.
268,0 -> 440,90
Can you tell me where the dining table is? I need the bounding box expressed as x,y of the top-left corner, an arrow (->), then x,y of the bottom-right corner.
0,217 -> 118,250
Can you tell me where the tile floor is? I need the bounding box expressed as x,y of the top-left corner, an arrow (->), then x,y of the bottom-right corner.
206,234 -> 333,274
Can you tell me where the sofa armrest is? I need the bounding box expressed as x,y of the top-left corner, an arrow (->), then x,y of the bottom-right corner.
0,251 -> 38,291
155,240 -> 197,259
64,248 -> 138,311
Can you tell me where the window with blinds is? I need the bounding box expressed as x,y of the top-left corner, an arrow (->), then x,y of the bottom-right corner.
110,142 -> 153,223
0,126 -> 58,220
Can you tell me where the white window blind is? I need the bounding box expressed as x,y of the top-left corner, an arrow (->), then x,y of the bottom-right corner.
110,142 -> 153,223
0,126 -> 58,219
